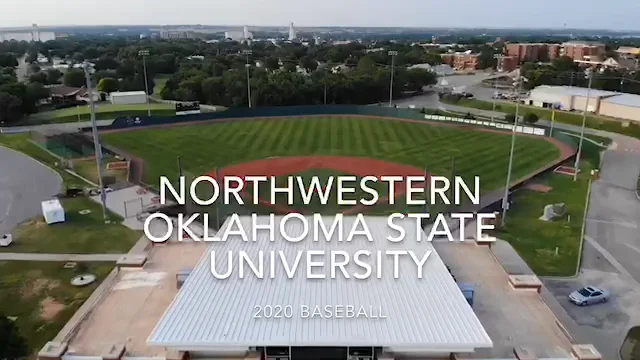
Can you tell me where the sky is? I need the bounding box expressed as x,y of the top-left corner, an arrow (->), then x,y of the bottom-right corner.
2,0 -> 639,31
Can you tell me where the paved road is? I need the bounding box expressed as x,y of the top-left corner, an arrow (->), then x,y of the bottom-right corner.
0,253 -> 123,261
0,145 -> 63,235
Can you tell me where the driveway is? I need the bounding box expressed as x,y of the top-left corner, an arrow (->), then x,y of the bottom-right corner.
0,145 -> 62,235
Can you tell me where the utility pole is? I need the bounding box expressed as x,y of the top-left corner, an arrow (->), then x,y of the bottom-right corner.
501,75 -> 525,228
574,69 -> 594,182
324,82 -> 327,105
83,62 -> 108,223
138,50 -> 151,116
388,50 -> 398,107
243,49 -> 252,108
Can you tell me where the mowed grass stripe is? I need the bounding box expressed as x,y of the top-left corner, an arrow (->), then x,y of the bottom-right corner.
101,116 -> 562,191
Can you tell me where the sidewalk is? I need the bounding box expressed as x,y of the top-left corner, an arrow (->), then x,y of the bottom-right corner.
0,253 -> 123,261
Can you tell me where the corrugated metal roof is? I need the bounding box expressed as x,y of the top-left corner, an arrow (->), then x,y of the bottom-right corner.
530,85 -> 618,99
147,216 -> 493,351
601,93 -> 640,108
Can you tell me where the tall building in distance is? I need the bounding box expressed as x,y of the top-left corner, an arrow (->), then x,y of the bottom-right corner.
288,22 -> 296,41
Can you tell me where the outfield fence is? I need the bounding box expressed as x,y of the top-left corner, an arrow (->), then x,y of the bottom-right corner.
85,105 -> 580,151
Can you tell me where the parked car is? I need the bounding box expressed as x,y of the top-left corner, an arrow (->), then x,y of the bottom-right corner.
569,286 -> 610,306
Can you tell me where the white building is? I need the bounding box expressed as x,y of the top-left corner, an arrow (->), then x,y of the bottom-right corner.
288,22 -> 297,41
225,27 -> 252,42
110,91 -> 148,105
148,216 -> 493,359
525,85 -> 640,122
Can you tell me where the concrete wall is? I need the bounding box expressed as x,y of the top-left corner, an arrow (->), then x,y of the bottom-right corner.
599,102 -> 640,122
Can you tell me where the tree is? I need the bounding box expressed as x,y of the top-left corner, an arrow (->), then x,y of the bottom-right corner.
299,56 -> 318,72
0,54 -> 18,68
28,72 -> 48,84
94,56 -> 119,71
46,68 -> 63,85
504,114 -> 516,123
523,112 -> 539,124
0,93 -> 23,125
264,57 -> 280,71
71,52 -> 85,63
0,315 -> 28,360
282,62 -> 297,72
63,69 -> 86,88
96,77 -> 119,93
423,52 -> 443,65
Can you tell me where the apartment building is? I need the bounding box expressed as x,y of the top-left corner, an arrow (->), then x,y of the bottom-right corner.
496,55 -> 518,72
561,41 -> 606,62
504,43 -> 560,62
441,52 -> 479,71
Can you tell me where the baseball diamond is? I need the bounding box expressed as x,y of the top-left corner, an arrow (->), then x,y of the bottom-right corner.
100,114 -> 574,215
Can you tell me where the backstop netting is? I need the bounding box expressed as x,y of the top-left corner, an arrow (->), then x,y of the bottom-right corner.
31,130 -> 96,159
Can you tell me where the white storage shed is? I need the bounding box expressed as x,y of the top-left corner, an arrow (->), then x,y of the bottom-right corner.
41,199 -> 65,225
110,91 -> 147,105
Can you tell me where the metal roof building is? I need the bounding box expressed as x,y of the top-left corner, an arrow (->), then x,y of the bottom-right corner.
148,216 -> 493,359
525,85 -> 640,122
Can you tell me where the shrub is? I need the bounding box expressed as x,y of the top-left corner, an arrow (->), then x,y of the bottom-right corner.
523,113 -> 539,124
504,114 -> 516,123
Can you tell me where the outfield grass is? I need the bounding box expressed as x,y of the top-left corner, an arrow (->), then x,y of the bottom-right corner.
101,116 -> 562,208
1,197 -> 141,254
0,261 -> 113,355
441,97 -> 640,139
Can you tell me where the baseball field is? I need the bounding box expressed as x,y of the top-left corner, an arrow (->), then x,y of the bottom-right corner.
100,115 -> 570,214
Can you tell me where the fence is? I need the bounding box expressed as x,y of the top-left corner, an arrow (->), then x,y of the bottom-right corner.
31,130 -> 96,159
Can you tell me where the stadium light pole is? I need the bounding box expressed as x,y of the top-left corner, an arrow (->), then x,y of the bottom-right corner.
574,68 -> 594,182
500,75 -> 525,228
243,49 -> 252,108
83,62 -> 108,223
138,50 -> 151,116
388,50 -> 398,107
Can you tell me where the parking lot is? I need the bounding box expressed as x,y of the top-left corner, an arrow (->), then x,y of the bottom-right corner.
433,241 -> 574,358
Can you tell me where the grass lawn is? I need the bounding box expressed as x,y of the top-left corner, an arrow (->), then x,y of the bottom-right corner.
71,156 -> 128,185
153,75 -> 169,95
441,97 -> 640,139
494,139 -> 604,276
28,103 -> 176,124
0,134 -> 142,253
0,261 -> 113,355
101,116 -> 562,213
621,326 -> 640,360
1,196 -> 141,254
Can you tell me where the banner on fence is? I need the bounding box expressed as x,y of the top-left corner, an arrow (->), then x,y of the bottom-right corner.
106,161 -> 130,170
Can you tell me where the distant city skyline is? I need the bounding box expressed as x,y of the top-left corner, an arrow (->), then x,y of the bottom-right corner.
1,0 -> 639,31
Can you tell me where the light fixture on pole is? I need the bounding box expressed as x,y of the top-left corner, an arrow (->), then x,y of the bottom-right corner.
138,50 -> 151,116
83,62 -> 108,223
501,75 -> 527,227
574,68 -> 594,182
388,50 -> 398,107
242,49 -> 252,108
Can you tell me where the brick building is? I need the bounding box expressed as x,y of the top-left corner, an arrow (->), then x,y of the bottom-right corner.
496,55 -> 518,72
560,41 -> 606,62
441,53 -> 479,71
504,43 -> 560,63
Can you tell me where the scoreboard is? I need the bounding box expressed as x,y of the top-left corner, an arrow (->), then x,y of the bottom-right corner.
175,101 -> 201,115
